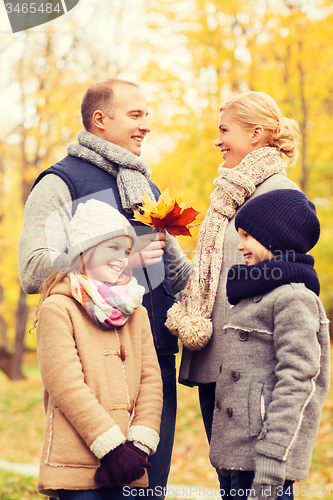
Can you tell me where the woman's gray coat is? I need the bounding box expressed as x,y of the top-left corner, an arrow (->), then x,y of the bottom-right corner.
179,174 -> 299,386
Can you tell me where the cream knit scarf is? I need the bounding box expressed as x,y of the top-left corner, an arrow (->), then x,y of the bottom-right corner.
67,130 -> 155,213
165,147 -> 287,350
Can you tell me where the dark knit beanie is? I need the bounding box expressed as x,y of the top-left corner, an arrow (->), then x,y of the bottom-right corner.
235,189 -> 320,254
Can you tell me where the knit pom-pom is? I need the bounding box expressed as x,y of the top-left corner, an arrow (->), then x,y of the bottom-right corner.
165,303 -> 213,351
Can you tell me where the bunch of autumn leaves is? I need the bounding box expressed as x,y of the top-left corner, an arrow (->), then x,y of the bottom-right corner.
133,189 -> 200,237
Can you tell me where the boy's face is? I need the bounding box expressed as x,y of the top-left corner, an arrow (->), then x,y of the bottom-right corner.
237,227 -> 274,266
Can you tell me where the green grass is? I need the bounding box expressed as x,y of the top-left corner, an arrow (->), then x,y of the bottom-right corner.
0,470 -> 45,500
0,375 -> 44,464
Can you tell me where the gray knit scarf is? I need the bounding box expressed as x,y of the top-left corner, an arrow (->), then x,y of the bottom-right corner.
66,130 -> 155,213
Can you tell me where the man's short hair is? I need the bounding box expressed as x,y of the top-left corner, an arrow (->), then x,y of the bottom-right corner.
81,78 -> 138,131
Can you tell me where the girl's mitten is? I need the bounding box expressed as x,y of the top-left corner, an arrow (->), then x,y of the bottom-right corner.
95,443 -> 151,487
124,441 -> 150,460
94,460 -> 116,488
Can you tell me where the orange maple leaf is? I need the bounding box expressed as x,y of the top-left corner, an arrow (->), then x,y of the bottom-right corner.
132,189 -> 200,237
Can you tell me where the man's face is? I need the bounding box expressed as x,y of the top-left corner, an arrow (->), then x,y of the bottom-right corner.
102,84 -> 151,156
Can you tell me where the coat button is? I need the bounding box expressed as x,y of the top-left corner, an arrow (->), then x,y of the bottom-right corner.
120,345 -> 126,361
215,401 -> 221,412
231,370 -> 240,381
226,407 -> 233,417
253,295 -> 262,303
239,331 -> 248,341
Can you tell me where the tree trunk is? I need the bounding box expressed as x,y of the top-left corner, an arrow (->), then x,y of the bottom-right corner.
298,40 -> 308,194
0,283 -> 9,351
11,286 -> 28,380
0,348 -> 14,379
0,148 -> 9,352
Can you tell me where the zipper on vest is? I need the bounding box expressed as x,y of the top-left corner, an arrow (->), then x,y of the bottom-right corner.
142,265 -> 160,349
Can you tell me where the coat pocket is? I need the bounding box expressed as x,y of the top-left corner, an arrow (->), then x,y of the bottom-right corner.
248,383 -> 274,437
248,382 -> 265,437
46,408 -> 99,468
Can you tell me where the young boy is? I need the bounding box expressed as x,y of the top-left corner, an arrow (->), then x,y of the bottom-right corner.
209,189 -> 330,500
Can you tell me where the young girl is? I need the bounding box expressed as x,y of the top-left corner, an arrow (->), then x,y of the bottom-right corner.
209,189 -> 330,500
35,199 -> 163,500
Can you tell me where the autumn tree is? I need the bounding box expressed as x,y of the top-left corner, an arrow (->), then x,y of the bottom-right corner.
0,0 -> 174,378
0,28 -> 87,378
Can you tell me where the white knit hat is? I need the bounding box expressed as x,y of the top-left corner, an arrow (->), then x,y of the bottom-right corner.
68,199 -> 137,263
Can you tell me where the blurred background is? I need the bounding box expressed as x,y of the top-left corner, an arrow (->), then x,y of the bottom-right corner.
0,0 -> 332,497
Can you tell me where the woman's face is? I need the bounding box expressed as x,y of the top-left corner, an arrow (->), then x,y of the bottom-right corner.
215,110 -> 255,169
85,235 -> 131,283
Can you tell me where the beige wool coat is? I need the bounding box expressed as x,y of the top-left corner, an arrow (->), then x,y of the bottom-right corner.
36,277 -> 163,498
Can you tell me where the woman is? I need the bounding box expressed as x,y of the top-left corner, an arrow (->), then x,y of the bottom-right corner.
166,91 -> 300,491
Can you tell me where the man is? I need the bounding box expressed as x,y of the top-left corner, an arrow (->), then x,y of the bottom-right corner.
18,78 -> 192,498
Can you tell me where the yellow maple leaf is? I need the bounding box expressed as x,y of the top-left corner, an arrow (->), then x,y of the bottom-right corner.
131,192 -> 156,225
150,189 -> 175,218
141,191 -> 157,213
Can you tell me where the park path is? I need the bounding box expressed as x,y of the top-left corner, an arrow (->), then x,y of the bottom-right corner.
0,459 -> 39,477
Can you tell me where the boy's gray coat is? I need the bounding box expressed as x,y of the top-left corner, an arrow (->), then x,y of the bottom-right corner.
209,283 -> 330,482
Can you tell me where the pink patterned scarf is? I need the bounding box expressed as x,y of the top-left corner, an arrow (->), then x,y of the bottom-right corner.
70,273 -> 145,329
165,147 -> 287,350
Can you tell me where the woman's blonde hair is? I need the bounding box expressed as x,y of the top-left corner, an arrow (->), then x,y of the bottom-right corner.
220,91 -> 300,165
31,246 -> 132,332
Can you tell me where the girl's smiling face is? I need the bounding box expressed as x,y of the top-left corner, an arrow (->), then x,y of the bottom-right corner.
237,227 -> 275,266
85,235 -> 132,283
